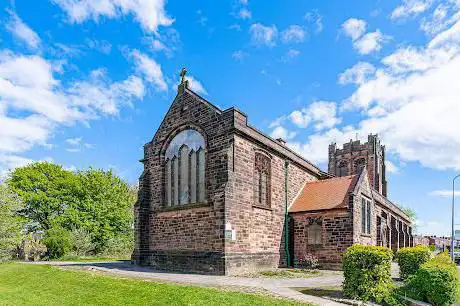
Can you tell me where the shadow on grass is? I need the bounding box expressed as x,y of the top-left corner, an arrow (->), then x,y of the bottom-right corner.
296,286 -> 344,299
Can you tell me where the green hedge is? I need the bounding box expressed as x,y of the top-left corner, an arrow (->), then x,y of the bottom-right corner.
404,252 -> 460,306
396,245 -> 431,280
342,244 -> 394,303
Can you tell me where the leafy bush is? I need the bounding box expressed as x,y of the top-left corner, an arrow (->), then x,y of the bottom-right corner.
396,245 -> 431,280
342,244 -> 394,303
69,228 -> 94,256
42,227 -> 72,259
101,235 -> 133,258
295,254 -> 319,269
404,252 -> 460,306
428,244 -> 436,252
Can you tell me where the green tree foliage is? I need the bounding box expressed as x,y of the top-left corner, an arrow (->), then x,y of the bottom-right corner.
42,227 -> 72,259
64,168 -> 136,253
396,245 -> 431,280
0,184 -> 24,262
6,162 -> 136,258
7,162 -> 78,231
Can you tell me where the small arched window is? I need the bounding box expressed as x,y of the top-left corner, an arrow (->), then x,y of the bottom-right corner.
164,129 -> 206,206
337,160 -> 349,176
354,158 -> 366,174
254,152 -> 271,207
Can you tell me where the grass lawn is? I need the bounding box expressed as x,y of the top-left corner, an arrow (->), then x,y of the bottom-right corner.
0,263 -> 308,306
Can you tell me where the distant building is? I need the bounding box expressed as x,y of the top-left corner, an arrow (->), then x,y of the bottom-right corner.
132,74 -> 413,275
413,235 -> 430,247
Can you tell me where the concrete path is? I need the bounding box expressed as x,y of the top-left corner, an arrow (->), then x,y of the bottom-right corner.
32,261 -> 346,305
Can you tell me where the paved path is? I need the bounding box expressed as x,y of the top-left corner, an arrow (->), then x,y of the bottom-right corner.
32,261 -> 345,305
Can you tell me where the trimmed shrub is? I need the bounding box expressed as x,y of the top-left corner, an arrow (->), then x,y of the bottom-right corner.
342,244 -> 394,303
404,252 -> 460,306
396,245 -> 431,280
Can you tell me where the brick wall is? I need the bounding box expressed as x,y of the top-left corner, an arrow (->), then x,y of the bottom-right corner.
132,86 -> 234,274
291,209 -> 354,270
351,171 -> 377,245
224,134 -> 318,275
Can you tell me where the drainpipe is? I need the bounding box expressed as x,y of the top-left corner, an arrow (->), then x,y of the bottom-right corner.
284,160 -> 291,267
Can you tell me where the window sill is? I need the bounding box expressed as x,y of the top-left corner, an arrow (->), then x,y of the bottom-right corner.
361,233 -> 372,238
155,202 -> 210,212
252,204 -> 272,211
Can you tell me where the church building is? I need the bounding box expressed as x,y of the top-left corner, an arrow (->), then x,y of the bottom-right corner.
132,71 -> 413,275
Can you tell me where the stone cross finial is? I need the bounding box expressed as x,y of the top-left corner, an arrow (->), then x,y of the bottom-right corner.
180,68 -> 187,84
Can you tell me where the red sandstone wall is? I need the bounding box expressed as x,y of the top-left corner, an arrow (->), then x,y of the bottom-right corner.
224,134 -> 318,273
291,209 -> 354,270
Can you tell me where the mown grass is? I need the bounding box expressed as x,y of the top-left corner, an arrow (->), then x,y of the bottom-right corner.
0,263 -> 309,306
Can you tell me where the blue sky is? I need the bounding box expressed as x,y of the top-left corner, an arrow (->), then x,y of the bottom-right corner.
1,0 -> 459,236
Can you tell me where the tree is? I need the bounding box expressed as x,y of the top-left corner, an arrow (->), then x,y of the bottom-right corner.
6,162 -> 136,257
67,168 -> 136,253
0,184 -> 23,262
7,162 -> 78,232
400,205 -> 417,232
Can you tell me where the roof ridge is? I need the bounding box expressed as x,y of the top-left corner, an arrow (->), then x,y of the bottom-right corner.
307,175 -> 357,184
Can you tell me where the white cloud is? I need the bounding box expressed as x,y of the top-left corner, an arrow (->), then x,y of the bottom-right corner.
386,160 -> 399,173
429,190 -> 460,197
184,75 -> 207,95
52,0 -> 174,34
174,75 -> 207,96
335,19 -> 460,170
305,10 -> 323,34
5,10 -> 41,50
342,18 -> 367,40
282,49 -> 300,62
339,62 -> 376,85
353,30 -> 391,54
237,8 -> 252,20
289,101 -> 341,130
86,39 -> 112,54
66,137 -> 82,146
0,50 -> 146,174
130,49 -> 167,91
270,126 -> 297,140
281,25 -> 306,44
342,18 -> 390,54
249,23 -> 278,47
287,127 -> 358,164
391,0 -> 434,20
0,155 -> 33,180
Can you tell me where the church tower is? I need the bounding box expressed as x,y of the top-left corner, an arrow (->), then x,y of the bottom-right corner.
328,134 -> 387,196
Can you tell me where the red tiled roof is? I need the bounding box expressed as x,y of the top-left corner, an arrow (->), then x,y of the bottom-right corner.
289,175 -> 359,213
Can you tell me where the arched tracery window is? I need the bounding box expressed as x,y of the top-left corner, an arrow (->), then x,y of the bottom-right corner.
354,158 -> 366,174
164,129 -> 206,206
254,152 -> 271,207
337,160 -> 349,176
